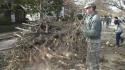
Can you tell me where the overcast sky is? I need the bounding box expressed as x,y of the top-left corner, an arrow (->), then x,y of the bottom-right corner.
74,0 -> 85,5
74,0 -> 121,12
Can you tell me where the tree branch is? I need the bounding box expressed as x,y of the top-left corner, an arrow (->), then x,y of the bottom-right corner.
103,2 -> 124,11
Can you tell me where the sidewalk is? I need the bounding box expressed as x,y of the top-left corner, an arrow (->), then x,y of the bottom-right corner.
0,38 -> 17,51
0,32 -> 15,41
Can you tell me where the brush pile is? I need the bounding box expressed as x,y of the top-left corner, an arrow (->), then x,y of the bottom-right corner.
5,18 -> 87,70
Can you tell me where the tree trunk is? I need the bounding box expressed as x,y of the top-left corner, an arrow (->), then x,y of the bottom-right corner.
56,11 -> 60,21
39,0 -> 43,19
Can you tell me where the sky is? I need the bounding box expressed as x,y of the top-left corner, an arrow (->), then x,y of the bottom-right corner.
74,0 -> 85,5
74,0 -> 121,12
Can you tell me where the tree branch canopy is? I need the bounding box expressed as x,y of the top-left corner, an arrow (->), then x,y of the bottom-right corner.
103,0 -> 125,11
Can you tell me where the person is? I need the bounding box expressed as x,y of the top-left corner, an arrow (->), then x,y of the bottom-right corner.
114,17 -> 124,47
101,16 -> 105,25
105,16 -> 109,28
82,2 -> 102,70
104,16 -> 111,28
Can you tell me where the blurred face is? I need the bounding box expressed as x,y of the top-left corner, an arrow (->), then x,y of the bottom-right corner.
84,7 -> 93,15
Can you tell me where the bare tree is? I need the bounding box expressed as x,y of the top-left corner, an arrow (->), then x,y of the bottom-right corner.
104,0 -> 125,11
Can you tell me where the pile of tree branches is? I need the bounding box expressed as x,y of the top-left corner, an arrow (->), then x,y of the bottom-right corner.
4,18 -> 87,70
